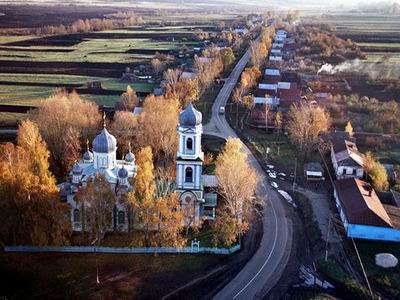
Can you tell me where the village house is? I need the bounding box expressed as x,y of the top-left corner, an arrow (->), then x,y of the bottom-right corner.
334,178 -> 400,242
331,138 -> 364,180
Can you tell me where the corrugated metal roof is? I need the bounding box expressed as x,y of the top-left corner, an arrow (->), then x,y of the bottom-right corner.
335,178 -> 392,228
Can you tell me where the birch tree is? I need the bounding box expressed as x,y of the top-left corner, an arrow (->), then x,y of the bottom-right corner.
214,138 -> 257,246
287,101 -> 330,158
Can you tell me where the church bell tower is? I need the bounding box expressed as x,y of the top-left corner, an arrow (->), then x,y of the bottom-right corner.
176,103 -> 204,221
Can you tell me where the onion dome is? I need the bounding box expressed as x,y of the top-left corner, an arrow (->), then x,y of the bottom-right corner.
72,162 -> 83,175
83,150 -> 94,161
125,151 -> 135,163
179,102 -> 202,127
125,141 -> 135,163
118,166 -> 128,178
93,128 -> 117,154
83,139 -> 94,161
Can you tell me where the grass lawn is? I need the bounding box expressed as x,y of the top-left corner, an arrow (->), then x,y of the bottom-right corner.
196,83 -> 222,124
0,35 -> 34,45
246,131 -> 297,168
316,258 -> 373,299
345,240 -> 400,299
102,79 -> 157,93
0,84 -> 53,105
292,192 -> 322,249
0,73 -> 101,85
83,94 -> 122,106
0,112 -> 26,126
0,252 -> 222,299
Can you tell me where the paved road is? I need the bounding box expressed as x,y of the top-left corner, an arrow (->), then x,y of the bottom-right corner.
204,47 -> 293,299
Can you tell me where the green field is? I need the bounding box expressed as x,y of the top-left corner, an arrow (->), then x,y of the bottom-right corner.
0,73 -> 101,85
318,13 -> 400,64
0,252 -> 222,299
0,35 -> 35,45
0,26 -> 201,63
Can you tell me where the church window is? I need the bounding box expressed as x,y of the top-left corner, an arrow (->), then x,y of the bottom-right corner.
186,137 -> 193,151
73,209 -> 81,223
185,167 -> 193,183
118,211 -> 125,224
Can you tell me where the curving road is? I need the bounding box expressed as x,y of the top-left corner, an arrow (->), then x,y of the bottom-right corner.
204,45 -> 293,299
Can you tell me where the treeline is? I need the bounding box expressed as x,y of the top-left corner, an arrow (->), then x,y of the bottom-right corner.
34,12 -> 144,36
326,93 -> 400,135
162,44 -> 235,107
298,25 -> 365,62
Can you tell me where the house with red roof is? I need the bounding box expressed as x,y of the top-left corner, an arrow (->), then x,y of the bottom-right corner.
334,178 -> 400,242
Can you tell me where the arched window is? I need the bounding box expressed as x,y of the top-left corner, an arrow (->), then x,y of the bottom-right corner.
185,167 -> 193,183
73,209 -> 81,223
118,211 -> 125,225
186,137 -> 193,150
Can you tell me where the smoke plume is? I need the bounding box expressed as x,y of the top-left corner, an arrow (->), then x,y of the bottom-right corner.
317,57 -> 400,80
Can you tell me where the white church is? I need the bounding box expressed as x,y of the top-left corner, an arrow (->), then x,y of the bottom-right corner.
60,103 -> 218,232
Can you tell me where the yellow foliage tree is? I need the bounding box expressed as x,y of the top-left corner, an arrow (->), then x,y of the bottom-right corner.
345,121 -> 353,136
29,90 -> 101,177
214,138 -> 257,246
0,127 -> 70,246
137,95 -> 179,161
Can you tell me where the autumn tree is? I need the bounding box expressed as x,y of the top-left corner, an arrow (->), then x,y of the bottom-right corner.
163,69 -> 198,107
287,101 -> 330,158
0,123 -> 70,246
375,100 -> 400,134
220,47 -> 236,70
137,95 -> 179,161
111,111 -> 138,155
363,152 -> 389,191
345,121 -> 354,136
76,174 -> 115,244
132,146 -> 156,202
151,58 -> 166,75
213,210 -> 237,247
240,66 -> 261,90
29,90 -> 101,177
154,193 -> 185,247
120,85 -> 138,111
214,138 -> 258,246
250,41 -> 268,67
232,85 -> 245,126
17,120 -> 55,186
275,111 -> 283,135
127,147 -> 157,246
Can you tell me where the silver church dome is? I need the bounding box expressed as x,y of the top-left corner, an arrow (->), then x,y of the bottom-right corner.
179,102 -> 202,127
93,128 -> 117,154
118,166 -> 129,178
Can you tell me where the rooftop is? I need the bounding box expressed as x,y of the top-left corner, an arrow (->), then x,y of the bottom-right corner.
334,178 -> 393,228
332,139 -> 364,167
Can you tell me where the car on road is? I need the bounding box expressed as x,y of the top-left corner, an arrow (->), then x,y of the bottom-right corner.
219,106 -> 225,114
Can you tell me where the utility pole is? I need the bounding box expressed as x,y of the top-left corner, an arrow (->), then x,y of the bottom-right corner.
352,238 -> 374,299
292,157 -> 297,193
325,216 -> 332,261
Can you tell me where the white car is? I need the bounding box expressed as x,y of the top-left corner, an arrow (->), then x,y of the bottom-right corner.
271,182 -> 279,189
219,106 -> 225,115
268,172 -> 277,179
